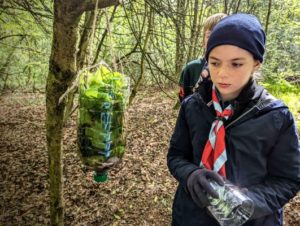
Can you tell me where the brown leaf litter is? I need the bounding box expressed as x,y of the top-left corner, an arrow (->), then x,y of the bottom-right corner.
0,89 -> 299,225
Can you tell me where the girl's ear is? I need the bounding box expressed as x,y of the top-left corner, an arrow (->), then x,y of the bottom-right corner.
252,60 -> 261,73
252,61 -> 262,80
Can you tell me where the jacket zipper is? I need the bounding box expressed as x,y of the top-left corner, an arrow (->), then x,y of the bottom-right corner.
225,98 -> 264,129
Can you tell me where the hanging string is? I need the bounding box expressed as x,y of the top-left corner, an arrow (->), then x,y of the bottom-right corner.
104,7 -> 117,72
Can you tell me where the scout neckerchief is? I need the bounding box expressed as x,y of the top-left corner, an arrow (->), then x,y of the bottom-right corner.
200,84 -> 233,177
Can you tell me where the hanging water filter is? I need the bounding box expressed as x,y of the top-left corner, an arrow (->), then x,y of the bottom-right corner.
78,65 -> 130,182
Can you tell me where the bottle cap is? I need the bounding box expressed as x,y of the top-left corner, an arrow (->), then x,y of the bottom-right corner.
93,171 -> 108,182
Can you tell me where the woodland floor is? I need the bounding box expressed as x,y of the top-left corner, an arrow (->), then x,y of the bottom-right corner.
0,87 -> 299,226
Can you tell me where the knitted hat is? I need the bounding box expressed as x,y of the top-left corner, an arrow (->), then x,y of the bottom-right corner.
205,13 -> 266,62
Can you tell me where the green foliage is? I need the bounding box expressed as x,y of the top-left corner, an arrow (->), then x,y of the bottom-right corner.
261,80 -> 300,131
0,0 -> 299,96
261,0 -> 300,81
78,66 -> 129,167
0,2 -> 52,91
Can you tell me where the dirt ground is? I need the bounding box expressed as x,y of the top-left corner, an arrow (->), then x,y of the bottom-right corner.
0,88 -> 299,226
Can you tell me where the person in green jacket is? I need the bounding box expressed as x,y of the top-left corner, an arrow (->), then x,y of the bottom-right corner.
178,13 -> 227,102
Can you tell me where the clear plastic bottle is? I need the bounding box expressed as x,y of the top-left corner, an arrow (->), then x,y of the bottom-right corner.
207,180 -> 254,226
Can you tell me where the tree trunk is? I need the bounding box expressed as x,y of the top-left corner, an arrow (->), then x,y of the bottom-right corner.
46,1 -> 120,225
0,36 -> 24,92
265,0 -> 272,35
224,0 -> 228,14
175,0 -> 186,78
46,3 -> 80,226
235,0 -> 242,13
128,6 -> 153,105
187,0 -> 199,62
77,11 -> 98,69
0,49 -> 15,91
192,0 -> 205,58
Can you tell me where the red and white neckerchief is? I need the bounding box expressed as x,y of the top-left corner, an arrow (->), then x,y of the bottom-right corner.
200,84 -> 233,177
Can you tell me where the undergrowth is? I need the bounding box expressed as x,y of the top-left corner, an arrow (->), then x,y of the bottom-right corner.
261,79 -> 300,131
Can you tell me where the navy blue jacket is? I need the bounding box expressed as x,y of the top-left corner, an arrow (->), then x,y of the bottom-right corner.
167,80 -> 300,226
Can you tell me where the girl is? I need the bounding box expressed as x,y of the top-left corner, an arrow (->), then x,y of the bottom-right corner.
167,13 -> 300,226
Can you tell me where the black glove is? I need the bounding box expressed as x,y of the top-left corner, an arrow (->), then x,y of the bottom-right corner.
187,168 -> 224,208
193,71 -> 211,93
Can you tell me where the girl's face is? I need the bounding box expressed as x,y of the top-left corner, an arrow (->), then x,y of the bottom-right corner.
208,45 -> 260,101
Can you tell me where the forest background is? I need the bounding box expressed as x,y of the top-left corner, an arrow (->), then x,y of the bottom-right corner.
0,0 -> 299,225
1,0 -> 299,127
1,0 -> 299,109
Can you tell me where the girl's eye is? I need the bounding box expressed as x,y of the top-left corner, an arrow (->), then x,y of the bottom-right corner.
232,63 -> 243,68
210,62 -> 219,67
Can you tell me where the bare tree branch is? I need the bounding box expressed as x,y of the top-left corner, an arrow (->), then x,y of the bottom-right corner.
92,5 -> 118,65
10,0 -> 53,19
0,34 -> 27,41
6,0 -> 52,33
70,0 -> 121,18
83,0 -> 121,11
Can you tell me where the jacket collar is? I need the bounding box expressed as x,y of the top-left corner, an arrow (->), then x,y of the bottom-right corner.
196,78 -> 263,109
195,78 -> 286,127
231,78 -> 264,117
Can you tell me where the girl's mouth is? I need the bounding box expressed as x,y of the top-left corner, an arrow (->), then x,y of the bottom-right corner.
218,83 -> 231,88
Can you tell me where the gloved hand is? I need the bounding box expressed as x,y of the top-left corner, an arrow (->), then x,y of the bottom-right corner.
187,168 -> 224,208
193,69 -> 211,93
200,67 -> 210,79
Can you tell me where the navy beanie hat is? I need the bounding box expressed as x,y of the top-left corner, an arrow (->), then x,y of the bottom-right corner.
205,13 -> 266,62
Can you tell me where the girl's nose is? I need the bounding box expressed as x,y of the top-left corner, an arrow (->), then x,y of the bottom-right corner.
217,65 -> 229,78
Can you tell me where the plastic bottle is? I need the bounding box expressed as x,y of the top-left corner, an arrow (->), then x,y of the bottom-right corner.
207,180 -> 254,226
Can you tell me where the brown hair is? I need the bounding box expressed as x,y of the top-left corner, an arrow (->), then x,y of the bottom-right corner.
203,13 -> 227,32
